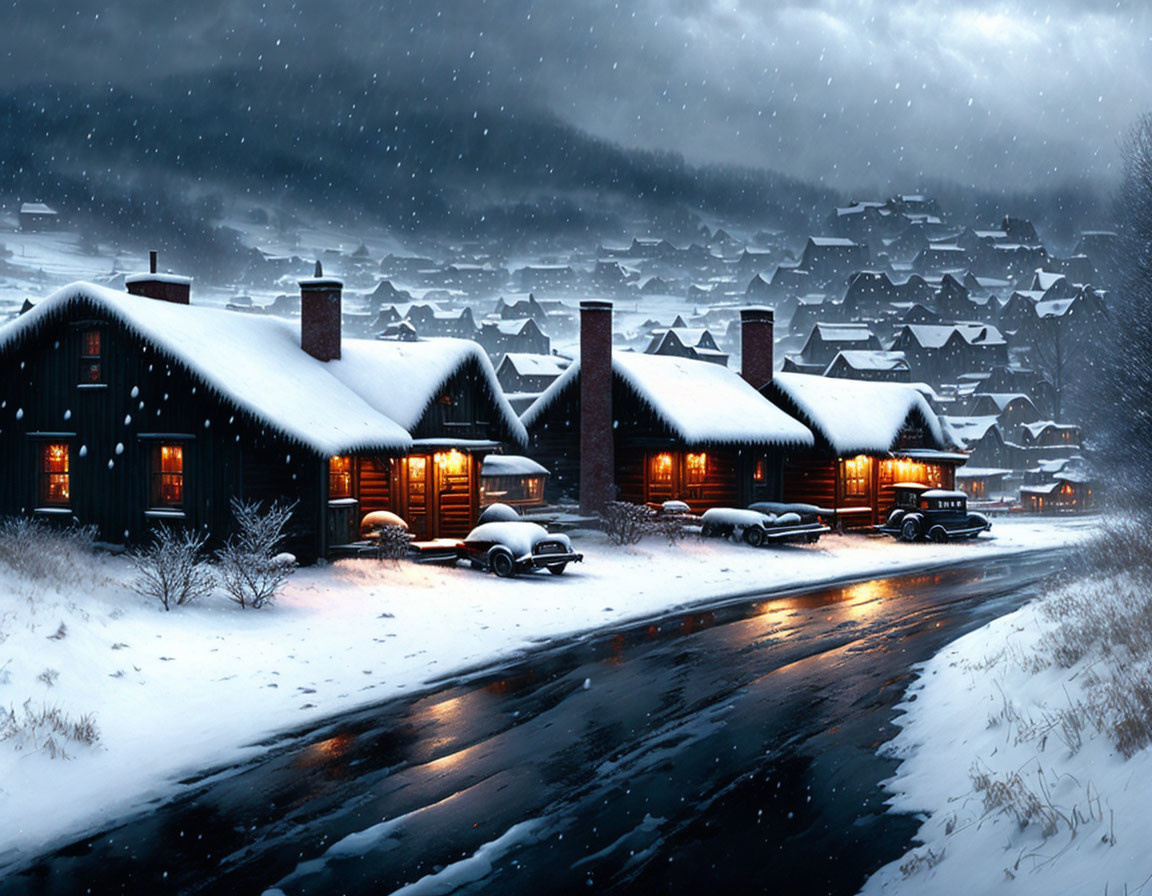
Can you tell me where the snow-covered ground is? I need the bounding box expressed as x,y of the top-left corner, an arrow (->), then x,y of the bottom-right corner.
0,517 -> 1093,873
863,549 -> 1151,896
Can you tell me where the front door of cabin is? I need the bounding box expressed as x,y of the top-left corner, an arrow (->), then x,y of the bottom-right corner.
406,456 -> 430,539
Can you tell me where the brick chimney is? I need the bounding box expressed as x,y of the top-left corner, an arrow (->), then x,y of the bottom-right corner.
299,260 -> 343,362
579,300 -> 615,514
125,249 -> 191,305
740,306 -> 774,390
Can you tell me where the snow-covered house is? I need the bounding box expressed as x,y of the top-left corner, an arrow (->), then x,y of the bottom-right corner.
495,353 -> 569,396
0,270 -> 527,560
824,350 -> 911,383
477,318 -> 550,358
889,323 -> 1009,381
18,202 -> 60,232
762,373 -> 965,527
523,304 -> 813,513
479,455 -> 550,509
798,322 -> 882,368
644,326 -> 729,366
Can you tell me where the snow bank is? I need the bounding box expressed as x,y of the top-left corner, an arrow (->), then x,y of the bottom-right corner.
863,560 -> 1151,896
0,517 -> 1094,871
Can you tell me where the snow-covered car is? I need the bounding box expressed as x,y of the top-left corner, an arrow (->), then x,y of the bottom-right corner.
458,521 -> 583,577
699,506 -> 830,547
874,483 -> 991,543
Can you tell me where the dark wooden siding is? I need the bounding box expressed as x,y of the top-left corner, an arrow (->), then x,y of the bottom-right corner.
0,305 -> 328,561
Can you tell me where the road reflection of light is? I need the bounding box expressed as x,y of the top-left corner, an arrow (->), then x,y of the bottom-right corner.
295,733 -> 355,769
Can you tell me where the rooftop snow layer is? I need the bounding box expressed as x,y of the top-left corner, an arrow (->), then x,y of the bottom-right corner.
522,352 -> 814,448
771,371 -> 944,455
481,455 -> 550,476
0,282 -> 418,455
501,353 -> 568,376
331,337 -> 527,446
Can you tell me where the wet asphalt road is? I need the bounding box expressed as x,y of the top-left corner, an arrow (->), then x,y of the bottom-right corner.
1,550 -> 1066,896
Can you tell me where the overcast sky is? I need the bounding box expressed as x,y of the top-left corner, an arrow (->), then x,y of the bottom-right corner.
4,0 -> 1149,191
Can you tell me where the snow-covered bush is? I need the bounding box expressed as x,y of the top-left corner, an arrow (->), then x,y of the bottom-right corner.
600,501 -> 656,546
131,527 -> 215,611
0,699 -> 99,759
372,524 -> 413,566
215,499 -> 296,609
0,516 -> 98,586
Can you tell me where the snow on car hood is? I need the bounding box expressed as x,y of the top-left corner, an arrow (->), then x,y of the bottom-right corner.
464,522 -> 573,555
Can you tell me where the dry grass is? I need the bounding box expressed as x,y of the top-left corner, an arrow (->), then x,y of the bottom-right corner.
0,516 -> 99,590
0,700 -> 100,759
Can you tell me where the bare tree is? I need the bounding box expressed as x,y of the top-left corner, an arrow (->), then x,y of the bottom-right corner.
1102,113 -> 1152,504
215,499 -> 297,609
131,527 -> 215,611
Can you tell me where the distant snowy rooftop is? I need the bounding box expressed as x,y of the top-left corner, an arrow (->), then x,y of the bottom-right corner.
19,202 -> 57,216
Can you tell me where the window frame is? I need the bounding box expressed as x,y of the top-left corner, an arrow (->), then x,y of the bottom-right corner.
149,442 -> 186,510
38,441 -> 72,508
79,327 -> 104,385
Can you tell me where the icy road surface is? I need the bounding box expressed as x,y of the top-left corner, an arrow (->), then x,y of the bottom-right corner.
0,551 -> 1064,895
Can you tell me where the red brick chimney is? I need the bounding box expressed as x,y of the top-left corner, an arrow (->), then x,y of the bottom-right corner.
740,306 -> 775,390
300,261 -> 343,362
125,250 -> 191,305
580,300 -> 615,514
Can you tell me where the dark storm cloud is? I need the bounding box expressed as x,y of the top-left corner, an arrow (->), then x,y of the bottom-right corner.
3,0 -> 1148,189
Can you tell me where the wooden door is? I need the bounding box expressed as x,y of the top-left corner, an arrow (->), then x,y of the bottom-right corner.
406,455 -> 430,538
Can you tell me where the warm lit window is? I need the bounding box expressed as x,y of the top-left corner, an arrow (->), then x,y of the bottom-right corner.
80,330 -> 102,384
39,443 -> 70,506
686,452 -> 707,486
435,449 -> 468,477
151,444 -> 184,507
329,455 -> 353,498
651,453 -> 673,483
753,458 -> 766,482
843,455 -> 871,499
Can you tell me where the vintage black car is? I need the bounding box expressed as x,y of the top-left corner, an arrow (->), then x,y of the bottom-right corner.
875,483 -> 991,543
458,521 -> 583,577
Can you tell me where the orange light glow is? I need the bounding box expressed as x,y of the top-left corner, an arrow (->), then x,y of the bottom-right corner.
153,444 -> 184,506
329,455 -> 352,498
652,452 -> 673,481
40,443 -> 70,504
686,452 -> 707,484
434,449 -> 468,477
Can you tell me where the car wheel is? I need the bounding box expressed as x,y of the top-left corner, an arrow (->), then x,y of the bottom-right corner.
805,532 -> 821,544
490,551 -> 516,578
885,509 -> 906,529
547,562 -> 568,576
928,525 -> 948,544
900,516 -> 922,542
743,526 -> 766,547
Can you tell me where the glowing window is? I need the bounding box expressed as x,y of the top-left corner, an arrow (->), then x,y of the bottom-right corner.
151,444 -> 184,507
39,443 -> 70,506
753,459 -> 765,482
686,453 -> 707,486
329,455 -> 353,498
843,455 -> 870,499
651,453 -> 673,483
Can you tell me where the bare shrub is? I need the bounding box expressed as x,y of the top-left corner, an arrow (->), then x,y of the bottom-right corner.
215,499 -> 297,609
0,517 -> 98,586
37,668 -> 59,688
0,700 -> 100,759
600,501 -> 655,546
1064,516 -> 1152,582
131,527 -> 216,611
372,524 -> 413,566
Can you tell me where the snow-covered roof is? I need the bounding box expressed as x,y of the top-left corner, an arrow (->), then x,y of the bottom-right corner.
19,202 -> 57,216
481,455 -> 550,477
900,323 -> 1005,349
522,352 -> 814,448
769,372 -> 944,455
0,282 -> 411,455
812,322 -> 876,343
808,236 -> 859,248
828,350 -> 908,372
941,415 -> 1001,447
974,392 -> 1034,412
329,338 -> 526,445
1022,420 -> 1079,439
124,273 -> 193,286
500,353 -> 568,377
955,467 -> 1012,478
